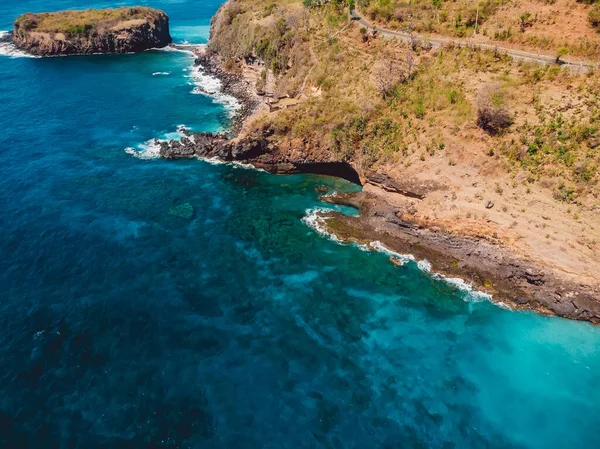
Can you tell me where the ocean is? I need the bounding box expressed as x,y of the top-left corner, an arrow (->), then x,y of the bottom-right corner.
1,1 -> 599,448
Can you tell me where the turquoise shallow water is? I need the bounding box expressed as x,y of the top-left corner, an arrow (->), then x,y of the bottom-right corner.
1,1 -> 600,448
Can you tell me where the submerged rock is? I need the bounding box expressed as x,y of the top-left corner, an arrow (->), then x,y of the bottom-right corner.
169,202 -> 195,220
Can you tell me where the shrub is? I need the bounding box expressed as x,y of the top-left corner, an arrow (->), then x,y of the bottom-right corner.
554,182 -> 576,203
589,5 -> 600,28
477,85 -> 513,134
15,13 -> 39,31
65,23 -> 95,37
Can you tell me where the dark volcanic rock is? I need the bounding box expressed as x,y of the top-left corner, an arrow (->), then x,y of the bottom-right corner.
159,132 -> 271,162
193,53 -> 262,136
320,190 -> 600,324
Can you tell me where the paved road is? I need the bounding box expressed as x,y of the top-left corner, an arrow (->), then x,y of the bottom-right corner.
351,10 -> 596,73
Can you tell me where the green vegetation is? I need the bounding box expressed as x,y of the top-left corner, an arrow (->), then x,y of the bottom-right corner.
590,5 -> 600,28
358,0 -> 600,57
14,7 -> 162,37
360,0 -> 508,37
219,0 -> 600,204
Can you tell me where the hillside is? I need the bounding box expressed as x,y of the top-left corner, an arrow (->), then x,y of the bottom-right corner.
12,7 -> 171,56
360,0 -> 600,59
171,0 -> 600,320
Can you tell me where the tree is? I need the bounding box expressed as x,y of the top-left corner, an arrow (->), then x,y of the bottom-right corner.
589,5 -> 600,28
477,85 -> 513,134
555,47 -> 569,64
373,58 -> 405,99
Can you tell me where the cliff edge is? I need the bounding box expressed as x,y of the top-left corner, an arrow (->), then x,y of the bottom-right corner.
11,7 -> 171,56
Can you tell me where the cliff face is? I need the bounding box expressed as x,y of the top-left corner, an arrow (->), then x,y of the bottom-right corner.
11,7 -> 171,56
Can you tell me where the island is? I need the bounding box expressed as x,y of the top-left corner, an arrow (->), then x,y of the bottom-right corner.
11,6 -> 171,56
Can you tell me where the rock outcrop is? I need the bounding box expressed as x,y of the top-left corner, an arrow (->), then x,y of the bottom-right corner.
11,7 -> 171,56
159,127 -> 363,185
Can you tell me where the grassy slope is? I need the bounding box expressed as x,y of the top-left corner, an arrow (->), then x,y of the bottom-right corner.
14,7 -> 163,35
360,0 -> 600,58
213,0 -> 599,206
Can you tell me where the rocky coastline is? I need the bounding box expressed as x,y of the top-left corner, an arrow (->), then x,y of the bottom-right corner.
160,116 -> 600,322
191,52 -> 262,136
320,191 -> 600,323
157,3 -> 600,324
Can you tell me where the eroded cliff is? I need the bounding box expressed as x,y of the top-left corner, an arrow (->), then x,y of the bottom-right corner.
12,7 -> 171,56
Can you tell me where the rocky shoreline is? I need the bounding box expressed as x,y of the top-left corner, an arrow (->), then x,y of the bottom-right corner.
158,9 -> 600,324
160,110 -> 600,322
319,191 -> 600,323
191,51 -> 262,136
160,50 -> 364,183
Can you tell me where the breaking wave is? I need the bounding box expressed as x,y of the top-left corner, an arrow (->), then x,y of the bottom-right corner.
187,64 -> 241,114
302,208 -> 502,306
125,124 -> 191,160
0,31 -> 39,58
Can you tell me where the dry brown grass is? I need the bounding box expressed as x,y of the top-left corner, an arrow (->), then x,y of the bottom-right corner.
361,0 -> 600,58
220,0 -> 600,206
14,7 -> 163,35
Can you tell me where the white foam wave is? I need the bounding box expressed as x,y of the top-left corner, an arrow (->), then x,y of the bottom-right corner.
195,156 -> 266,172
231,160 -> 266,172
149,45 -> 197,56
0,31 -> 39,58
173,42 -> 205,48
433,274 -> 494,303
369,241 -> 416,264
187,65 -> 241,115
301,207 -> 343,243
152,71 -> 171,76
176,124 -> 190,134
302,214 -> 499,306
370,240 -> 494,303
124,125 -> 192,160
125,138 -> 162,160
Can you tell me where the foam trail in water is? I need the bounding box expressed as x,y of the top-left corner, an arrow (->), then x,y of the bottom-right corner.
152,71 -> 171,76
0,31 -> 39,58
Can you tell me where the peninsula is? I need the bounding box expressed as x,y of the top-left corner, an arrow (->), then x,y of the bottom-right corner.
11,7 -> 171,56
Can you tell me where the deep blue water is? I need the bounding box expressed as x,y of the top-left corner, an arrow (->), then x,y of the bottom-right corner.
1,1 -> 600,448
